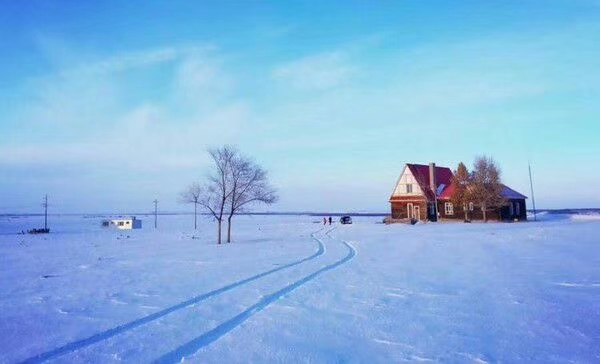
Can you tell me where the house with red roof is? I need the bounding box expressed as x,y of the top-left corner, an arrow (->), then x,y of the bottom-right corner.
389,163 -> 527,222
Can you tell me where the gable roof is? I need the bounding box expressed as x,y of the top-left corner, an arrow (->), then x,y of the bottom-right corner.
406,163 -> 453,201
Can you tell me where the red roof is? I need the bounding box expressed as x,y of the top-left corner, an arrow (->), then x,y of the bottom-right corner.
438,183 -> 455,199
406,164 -> 453,201
438,183 -> 528,200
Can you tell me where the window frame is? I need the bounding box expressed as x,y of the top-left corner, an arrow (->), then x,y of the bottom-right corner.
444,202 -> 454,216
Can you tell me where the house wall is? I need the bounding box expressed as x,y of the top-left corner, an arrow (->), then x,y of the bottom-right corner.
437,201 -> 468,220
436,199 -> 527,221
391,199 -> 428,220
499,199 -> 527,221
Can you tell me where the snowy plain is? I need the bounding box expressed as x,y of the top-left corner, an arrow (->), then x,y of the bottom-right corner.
1,212 -> 600,363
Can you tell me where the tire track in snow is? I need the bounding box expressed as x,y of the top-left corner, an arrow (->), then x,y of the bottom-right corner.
20,228 -> 329,364
153,230 -> 357,364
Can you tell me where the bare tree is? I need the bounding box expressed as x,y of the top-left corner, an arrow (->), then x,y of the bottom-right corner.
470,155 -> 504,222
179,183 -> 202,230
225,151 -> 278,243
197,146 -> 236,244
450,162 -> 472,221
191,146 -> 277,244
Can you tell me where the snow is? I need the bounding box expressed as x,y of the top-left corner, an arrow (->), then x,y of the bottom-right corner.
570,213 -> 600,221
1,214 -> 600,363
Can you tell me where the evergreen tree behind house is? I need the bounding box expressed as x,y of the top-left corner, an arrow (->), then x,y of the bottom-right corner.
389,160 -> 527,222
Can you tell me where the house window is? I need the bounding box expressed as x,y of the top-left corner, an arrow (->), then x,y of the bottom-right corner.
445,202 -> 454,215
406,184 -> 413,193
118,221 -> 124,226
469,202 -> 474,211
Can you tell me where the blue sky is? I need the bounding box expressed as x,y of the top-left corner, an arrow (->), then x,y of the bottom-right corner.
1,0 -> 599,213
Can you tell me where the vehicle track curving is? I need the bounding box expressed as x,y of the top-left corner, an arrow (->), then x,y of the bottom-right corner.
154,229 -> 357,363
20,228 -> 330,364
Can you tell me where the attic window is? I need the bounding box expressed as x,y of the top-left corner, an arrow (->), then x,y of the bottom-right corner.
406,184 -> 413,193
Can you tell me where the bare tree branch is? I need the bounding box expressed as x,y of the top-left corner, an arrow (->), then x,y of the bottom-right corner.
179,183 -> 202,230
225,149 -> 278,243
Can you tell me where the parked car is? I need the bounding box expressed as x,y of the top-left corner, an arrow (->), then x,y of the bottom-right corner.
340,216 -> 353,224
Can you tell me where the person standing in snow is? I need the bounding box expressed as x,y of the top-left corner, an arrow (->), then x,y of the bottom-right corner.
328,216 -> 332,225
323,217 -> 327,225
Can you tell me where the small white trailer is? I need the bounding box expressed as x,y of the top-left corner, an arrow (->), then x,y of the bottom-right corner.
102,216 -> 142,230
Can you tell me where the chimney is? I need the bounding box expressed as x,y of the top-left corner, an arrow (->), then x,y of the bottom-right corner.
429,162 -> 436,196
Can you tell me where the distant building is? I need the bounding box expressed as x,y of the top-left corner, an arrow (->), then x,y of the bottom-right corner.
102,216 -> 142,229
389,163 -> 527,222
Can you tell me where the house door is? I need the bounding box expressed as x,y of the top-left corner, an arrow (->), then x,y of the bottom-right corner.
413,205 -> 421,220
407,203 -> 413,219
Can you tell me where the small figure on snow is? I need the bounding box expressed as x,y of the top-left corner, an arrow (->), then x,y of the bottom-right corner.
323,217 -> 327,225
328,216 -> 332,225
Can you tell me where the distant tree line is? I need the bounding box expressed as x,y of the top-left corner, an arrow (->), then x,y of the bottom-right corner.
180,146 -> 278,244
450,155 -> 504,222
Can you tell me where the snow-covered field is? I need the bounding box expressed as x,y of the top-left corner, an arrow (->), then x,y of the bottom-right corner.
1,213 -> 600,363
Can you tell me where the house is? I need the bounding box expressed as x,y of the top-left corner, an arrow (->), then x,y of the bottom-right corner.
389,163 -> 527,222
101,216 -> 142,229
389,163 -> 452,221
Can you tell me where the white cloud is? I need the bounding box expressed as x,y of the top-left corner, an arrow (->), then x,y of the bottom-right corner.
2,42 -> 248,179
171,53 -> 235,111
272,52 -> 355,90
65,47 -> 179,75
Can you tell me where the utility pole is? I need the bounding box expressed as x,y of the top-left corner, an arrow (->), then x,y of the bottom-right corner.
528,163 -> 537,221
153,199 -> 158,228
43,194 -> 48,230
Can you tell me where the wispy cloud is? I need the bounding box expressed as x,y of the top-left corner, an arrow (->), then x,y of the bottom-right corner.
34,34 -> 215,77
0,39 -> 249,212
272,51 -> 356,91
65,47 -> 180,75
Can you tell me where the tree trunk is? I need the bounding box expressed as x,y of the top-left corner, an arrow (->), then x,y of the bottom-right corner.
482,204 -> 487,222
227,216 -> 232,243
464,210 -> 468,221
217,219 -> 222,244
194,203 -> 197,230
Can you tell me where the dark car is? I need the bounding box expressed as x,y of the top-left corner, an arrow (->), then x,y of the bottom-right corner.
340,216 -> 353,224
